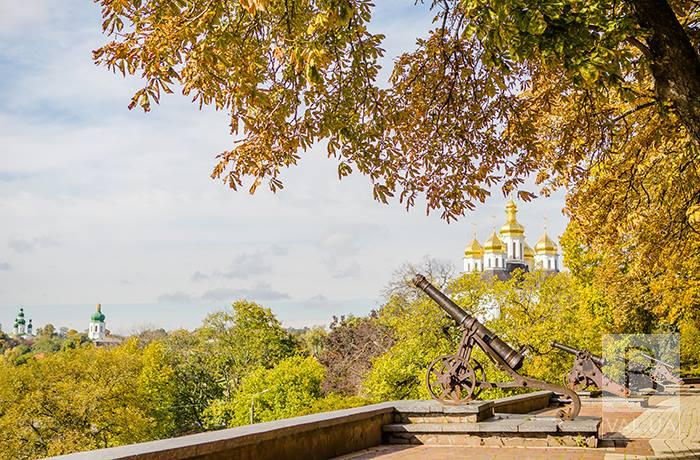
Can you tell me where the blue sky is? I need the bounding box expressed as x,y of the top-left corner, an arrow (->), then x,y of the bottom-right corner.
0,0 -> 568,334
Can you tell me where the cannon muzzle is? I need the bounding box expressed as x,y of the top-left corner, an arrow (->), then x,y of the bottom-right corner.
413,274 -> 524,371
552,341 -> 606,367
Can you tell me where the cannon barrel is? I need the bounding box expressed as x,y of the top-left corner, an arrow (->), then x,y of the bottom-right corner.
552,341 -> 606,367
413,274 -> 524,371
639,352 -> 675,369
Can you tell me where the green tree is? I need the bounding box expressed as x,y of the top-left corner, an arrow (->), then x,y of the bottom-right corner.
203,356 -> 326,427
0,339 -> 172,459
562,218 -> 700,372
200,300 -> 299,392
153,301 -> 300,434
138,341 -> 178,438
36,323 -> 56,338
363,281 -> 468,400
488,271 -> 606,385
298,326 -> 328,358
158,329 -> 225,433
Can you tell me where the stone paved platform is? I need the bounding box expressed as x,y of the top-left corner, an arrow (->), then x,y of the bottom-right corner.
384,392 -> 600,448
352,388 -> 700,459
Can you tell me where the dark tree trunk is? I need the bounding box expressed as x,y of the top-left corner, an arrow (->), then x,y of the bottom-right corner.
629,0 -> 700,143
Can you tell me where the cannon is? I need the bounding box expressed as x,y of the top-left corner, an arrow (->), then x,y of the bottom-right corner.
552,341 -> 631,397
413,274 -> 581,420
552,341 -> 683,395
629,351 -> 684,387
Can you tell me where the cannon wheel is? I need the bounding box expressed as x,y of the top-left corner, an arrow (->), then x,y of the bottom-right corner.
426,354 -> 477,405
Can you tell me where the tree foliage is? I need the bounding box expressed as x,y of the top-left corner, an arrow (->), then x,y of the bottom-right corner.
0,339 -> 169,459
203,356 -> 325,427
0,300 -> 321,458
199,300 -> 298,390
94,0 -> 699,217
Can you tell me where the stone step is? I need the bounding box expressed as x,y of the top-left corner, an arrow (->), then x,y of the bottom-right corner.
582,397 -> 649,409
390,391 -> 557,424
391,400 -> 494,423
382,414 -> 600,448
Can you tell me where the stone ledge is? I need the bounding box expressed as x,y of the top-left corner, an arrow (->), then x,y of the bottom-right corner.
492,390 -> 553,414
392,399 -> 493,414
392,399 -> 494,423
383,414 -> 600,436
579,396 -> 649,408
50,402 -> 398,460
384,423 -> 482,433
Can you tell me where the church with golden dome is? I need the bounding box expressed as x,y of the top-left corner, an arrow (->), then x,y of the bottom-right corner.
463,199 -> 560,280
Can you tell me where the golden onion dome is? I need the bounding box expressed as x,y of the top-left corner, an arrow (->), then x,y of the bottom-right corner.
464,237 -> 484,258
499,199 -> 525,237
523,242 -> 535,260
483,231 -> 505,253
535,231 -> 558,255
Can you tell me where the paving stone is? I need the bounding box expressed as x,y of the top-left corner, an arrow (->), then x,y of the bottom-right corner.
383,424 -> 444,433
581,397 -> 649,409
442,401 -> 492,414
501,436 -> 528,447
558,416 -> 602,434
477,418 -> 524,433
440,423 -> 482,433
459,435 -> 484,447
519,419 -> 559,433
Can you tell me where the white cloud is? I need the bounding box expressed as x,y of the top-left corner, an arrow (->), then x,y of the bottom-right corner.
301,294 -> 330,309
191,271 -> 209,282
218,251 -> 273,279
201,283 -> 290,302
157,292 -> 195,304
323,257 -> 362,279
8,236 -> 60,254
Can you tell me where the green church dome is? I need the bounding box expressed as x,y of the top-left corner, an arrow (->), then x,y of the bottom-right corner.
15,308 -> 26,325
91,304 -> 106,322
